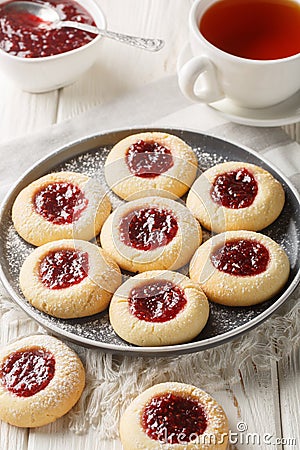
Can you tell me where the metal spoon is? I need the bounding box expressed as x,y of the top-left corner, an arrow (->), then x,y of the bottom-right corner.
3,1 -> 165,52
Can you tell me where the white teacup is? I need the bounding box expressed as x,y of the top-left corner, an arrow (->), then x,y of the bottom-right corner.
178,0 -> 300,109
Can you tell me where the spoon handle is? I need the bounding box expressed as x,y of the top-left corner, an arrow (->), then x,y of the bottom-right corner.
59,21 -> 164,52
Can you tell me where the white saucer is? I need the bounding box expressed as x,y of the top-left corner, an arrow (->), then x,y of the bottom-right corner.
177,43 -> 300,127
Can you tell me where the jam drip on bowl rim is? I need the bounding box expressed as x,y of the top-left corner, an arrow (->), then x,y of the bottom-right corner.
34,182 -> 88,225
126,139 -> 174,178
0,0 -> 96,58
0,348 -> 55,397
211,168 -> 258,209
211,239 -> 270,276
142,392 -> 207,444
128,279 -> 187,323
39,249 -> 89,289
119,207 -> 178,251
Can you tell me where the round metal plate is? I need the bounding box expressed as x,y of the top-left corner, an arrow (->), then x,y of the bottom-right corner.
0,127 -> 299,356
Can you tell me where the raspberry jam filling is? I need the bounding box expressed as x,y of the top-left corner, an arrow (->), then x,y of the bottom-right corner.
34,182 -> 88,225
142,393 -> 207,444
0,0 -> 96,58
126,139 -> 174,178
128,280 -> 187,323
0,348 -> 55,397
211,239 -> 270,276
211,168 -> 258,209
119,207 -> 178,251
39,249 -> 89,289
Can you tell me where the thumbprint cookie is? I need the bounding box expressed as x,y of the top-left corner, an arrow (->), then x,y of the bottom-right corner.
12,171 -> 111,246
190,230 -> 290,306
100,196 -> 202,272
109,270 -> 209,346
186,161 -> 285,232
0,335 -> 85,428
119,382 -> 228,449
104,132 -> 198,200
19,239 -> 122,318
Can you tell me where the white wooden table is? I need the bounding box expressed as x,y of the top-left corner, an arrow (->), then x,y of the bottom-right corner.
0,1 -> 299,449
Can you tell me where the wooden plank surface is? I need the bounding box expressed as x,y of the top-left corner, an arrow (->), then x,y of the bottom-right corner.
0,1 -> 299,449
278,346 -> 300,450
0,72 -> 58,144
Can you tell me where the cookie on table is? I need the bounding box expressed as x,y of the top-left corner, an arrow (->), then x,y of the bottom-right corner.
100,196 -> 202,272
20,239 -> 122,319
104,132 -> 198,200
189,230 -> 290,306
12,171 -> 111,246
109,270 -> 209,346
186,161 -> 285,232
0,335 -> 85,428
120,382 -> 228,449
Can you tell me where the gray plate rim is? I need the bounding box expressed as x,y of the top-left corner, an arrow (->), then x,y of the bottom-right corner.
0,126 -> 299,356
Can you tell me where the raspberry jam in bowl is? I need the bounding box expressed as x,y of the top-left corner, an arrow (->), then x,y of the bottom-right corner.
0,0 -> 106,92
0,0 -> 97,58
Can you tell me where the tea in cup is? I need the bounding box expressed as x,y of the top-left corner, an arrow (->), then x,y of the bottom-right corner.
178,0 -> 300,109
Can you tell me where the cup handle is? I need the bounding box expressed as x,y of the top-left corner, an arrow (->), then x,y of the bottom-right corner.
178,55 -> 224,103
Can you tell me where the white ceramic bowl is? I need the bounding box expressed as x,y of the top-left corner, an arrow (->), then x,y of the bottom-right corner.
0,0 -> 106,92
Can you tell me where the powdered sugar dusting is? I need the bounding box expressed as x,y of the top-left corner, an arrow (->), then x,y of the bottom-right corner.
58,149 -> 123,211
196,149 -> 229,172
